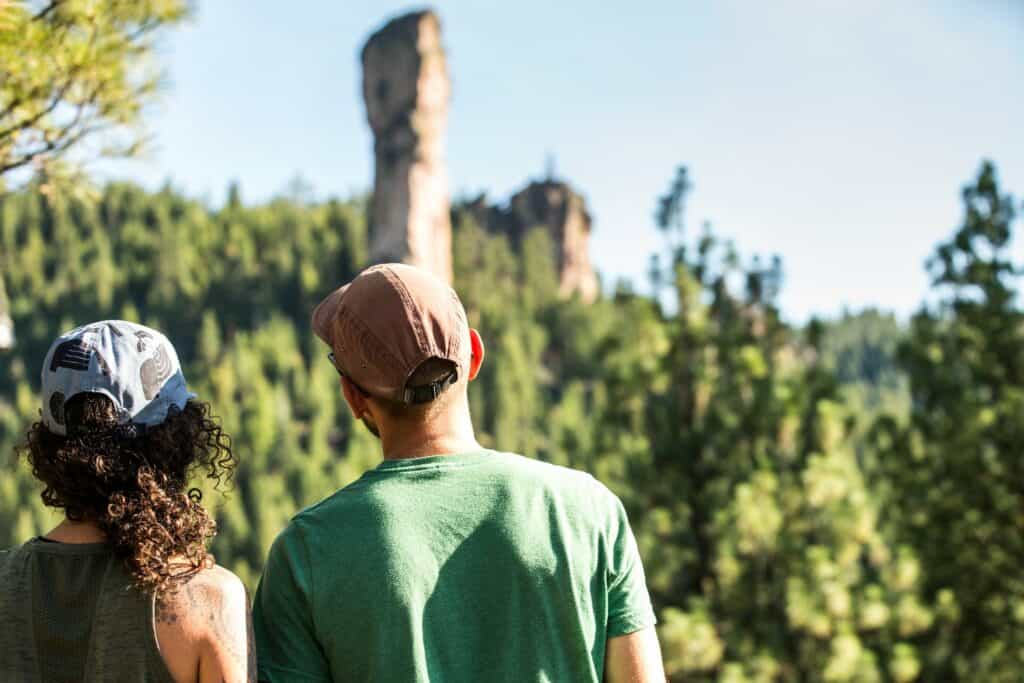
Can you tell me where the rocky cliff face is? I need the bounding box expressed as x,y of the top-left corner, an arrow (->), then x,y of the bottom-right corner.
361,10 -> 452,283
462,180 -> 600,303
509,181 -> 599,303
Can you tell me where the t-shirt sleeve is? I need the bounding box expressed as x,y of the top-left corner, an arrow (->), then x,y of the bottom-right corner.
605,493 -> 658,637
253,524 -> 331,682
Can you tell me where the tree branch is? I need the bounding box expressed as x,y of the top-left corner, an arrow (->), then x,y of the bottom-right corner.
0,80 -> 73,142
0,118 -> 102,175
0,76 -> 105,175
127,18 -> 163,43
32,0 -> 64,22
0,12 -> 100,151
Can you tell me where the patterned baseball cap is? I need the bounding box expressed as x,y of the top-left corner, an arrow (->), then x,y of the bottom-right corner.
40,320 -> 195,436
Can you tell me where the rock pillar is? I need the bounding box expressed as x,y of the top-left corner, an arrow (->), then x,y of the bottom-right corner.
361,10 -> 452,283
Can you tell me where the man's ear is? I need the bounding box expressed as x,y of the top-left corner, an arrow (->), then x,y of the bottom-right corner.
468,328 -> 485,381
340,376 -> 371,419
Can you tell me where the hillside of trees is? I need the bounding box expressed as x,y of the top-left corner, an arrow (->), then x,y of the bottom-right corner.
1,162 -> 1020,682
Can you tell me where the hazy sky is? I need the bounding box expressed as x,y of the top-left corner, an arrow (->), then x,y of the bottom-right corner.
101,0 -> 1024,322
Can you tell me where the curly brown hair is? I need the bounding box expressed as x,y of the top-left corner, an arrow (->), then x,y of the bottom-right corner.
19,392 -> 235,593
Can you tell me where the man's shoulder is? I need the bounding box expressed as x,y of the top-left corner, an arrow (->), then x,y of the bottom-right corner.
488,451 -> 622,511
493,449 -> 608,485
277,451 -> 623,536
285,450 -> 605,511
267,476 -> 380,554
288,472 -> 377,524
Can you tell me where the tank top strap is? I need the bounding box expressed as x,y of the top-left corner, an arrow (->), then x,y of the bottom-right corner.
83,558 -> 176,683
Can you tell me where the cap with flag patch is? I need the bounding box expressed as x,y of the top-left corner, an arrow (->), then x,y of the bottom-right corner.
40,320 -> 196,436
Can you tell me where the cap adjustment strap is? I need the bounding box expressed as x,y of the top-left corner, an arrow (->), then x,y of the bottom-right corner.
402,367 -> 459,405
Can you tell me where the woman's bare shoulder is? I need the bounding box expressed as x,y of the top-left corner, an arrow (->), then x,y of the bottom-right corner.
156,563 -> 246,627
155,563 -> 253,683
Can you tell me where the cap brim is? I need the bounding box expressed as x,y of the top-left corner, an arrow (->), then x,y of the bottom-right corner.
311,283 -> 350,347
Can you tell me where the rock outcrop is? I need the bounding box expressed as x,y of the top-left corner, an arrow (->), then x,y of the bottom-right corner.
462,180 -> 600,303
508,181 -> 599,302
361,10 -> 452,283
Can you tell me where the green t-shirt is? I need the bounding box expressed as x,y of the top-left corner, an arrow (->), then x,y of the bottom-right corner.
253,450 -> 656,682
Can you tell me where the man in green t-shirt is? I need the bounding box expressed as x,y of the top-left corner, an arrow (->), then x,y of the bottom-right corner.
253,263 -> 665,682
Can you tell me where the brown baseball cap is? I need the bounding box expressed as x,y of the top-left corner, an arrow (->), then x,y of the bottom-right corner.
311,263 -> 472,405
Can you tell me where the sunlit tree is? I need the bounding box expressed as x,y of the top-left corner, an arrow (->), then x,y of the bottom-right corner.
0,0 -> 188,182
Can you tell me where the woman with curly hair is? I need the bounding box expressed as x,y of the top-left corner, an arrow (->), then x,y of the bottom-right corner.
0,321 -> 252,682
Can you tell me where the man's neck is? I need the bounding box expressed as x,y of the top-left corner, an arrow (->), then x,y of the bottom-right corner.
380,413 -> 482,461
382,432 -> 482,460
44,518 -> 106,544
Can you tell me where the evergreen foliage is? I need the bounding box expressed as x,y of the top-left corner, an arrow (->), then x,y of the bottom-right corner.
0,161 -> 1020,681
869,162 -> 1023,680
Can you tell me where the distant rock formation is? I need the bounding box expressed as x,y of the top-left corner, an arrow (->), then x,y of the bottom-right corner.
361,10 -> 452,283
359,10 -> 597,300
510,181 -> 599,302
462,180 -> 600,303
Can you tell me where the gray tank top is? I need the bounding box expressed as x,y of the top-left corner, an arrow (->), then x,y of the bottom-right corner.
0,538 -> 175,682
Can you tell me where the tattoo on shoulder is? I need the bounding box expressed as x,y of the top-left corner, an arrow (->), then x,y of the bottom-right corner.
154,565 -> 202,626
197,576 -> 251,678
155,571 -> 254,681
155,587 -> 180,625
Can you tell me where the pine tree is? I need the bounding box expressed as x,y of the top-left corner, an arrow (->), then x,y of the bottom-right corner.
871,161 -> 1023,680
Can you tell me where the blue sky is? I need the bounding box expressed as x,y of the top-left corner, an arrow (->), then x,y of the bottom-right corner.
101,0 -> 1024,322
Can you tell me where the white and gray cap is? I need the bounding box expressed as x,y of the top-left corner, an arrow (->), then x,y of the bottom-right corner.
40,320 -> 195,436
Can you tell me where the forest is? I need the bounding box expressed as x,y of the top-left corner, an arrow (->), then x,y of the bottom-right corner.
0,159 -> 1020,682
